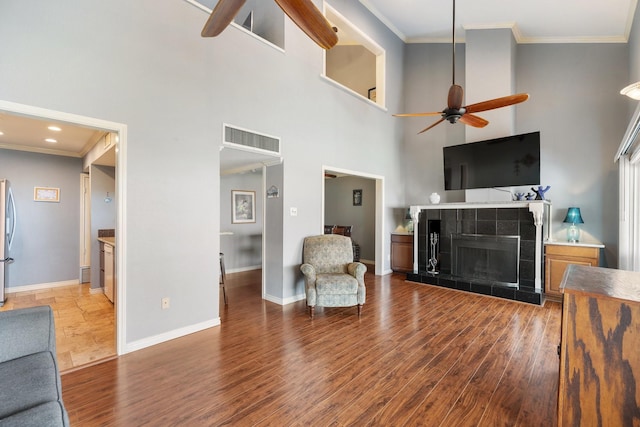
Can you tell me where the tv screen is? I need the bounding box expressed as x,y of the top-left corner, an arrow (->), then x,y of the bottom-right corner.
443,131 -> 540,191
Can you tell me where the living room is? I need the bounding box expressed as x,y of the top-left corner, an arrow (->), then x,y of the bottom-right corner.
1,0 -> 640,424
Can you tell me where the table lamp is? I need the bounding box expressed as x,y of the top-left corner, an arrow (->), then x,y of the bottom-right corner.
563,207 -> 584,243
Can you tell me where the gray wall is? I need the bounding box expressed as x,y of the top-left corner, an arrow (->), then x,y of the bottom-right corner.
0,149 -> 82,287
0,0 -> 406,345
220,171 -> 263,271
90,165 -> 116,289
516,43 -> 627,267
324,176 -> 376,261
264,163 -> 284,300
401,41 -> 628,268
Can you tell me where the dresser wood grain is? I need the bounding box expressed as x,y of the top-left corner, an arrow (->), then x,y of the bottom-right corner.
558,265 -> 640,426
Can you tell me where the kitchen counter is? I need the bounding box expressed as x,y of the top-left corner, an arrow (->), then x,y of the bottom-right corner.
98,237 -> 115,246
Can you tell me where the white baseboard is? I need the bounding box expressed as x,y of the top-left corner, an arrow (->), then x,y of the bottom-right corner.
6,279 -> 80,294
264,292 -> 305,306
226,265 -> 261,274
124,317 -> 221,354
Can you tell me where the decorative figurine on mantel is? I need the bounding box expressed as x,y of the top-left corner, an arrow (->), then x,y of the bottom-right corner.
514,192 -> 525,201
532,185 -> 551,200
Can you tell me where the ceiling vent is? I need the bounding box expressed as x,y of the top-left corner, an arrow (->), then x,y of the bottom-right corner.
223,124 -> 280,155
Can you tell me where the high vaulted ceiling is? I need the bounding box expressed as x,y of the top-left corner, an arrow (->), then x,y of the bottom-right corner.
2,0 -> 638,173
360,0 -> 638,44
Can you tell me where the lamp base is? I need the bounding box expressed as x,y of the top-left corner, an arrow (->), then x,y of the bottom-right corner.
567,224 -> 580,243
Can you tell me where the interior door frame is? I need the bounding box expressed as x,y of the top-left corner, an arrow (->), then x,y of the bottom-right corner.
0,100 -> 127,355
322,165 -> 385,275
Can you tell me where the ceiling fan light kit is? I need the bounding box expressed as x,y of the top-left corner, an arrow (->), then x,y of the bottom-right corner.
201,0 -> 338,49
621,82 -> 640,100
394,0 -> 529,134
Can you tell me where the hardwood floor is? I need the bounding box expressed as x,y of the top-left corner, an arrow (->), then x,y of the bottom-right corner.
62,270 -> 561,426
0,283 -> 116,372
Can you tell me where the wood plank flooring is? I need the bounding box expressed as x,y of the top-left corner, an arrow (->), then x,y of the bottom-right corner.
0,284 -> 115,372
61,270 -> 561,426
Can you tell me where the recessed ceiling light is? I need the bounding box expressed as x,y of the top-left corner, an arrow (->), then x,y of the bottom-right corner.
0,131 -> 4,136
47,125 -> 62,132
45,138 -> 57,143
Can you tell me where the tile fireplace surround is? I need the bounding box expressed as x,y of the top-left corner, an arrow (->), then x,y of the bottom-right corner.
406,201 -> 551,305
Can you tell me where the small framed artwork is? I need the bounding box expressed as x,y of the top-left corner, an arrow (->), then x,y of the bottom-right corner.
34,187 -> 60,202
353,189 -> 363,206
232,190 -> 256,223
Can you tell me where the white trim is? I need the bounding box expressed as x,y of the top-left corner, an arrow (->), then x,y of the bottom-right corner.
125,318 -> 220,353
183,0 -> 285,53
322,165 -> 385,276
226,265 -> 261,274
319,75 -> 388,112
0,100 -> 128,358
5,279 -> 79,294
615,101 -> 640,162
619,156 -> 640,271
324,4 -> 386,109
265,293 -> 306,306
357,0 -> 408,43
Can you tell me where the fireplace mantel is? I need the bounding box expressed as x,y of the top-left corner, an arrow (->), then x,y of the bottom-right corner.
407,200 -> 552,304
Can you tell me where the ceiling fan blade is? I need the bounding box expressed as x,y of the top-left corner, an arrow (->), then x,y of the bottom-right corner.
459,114 -> 489,128
448,85 -> 463,109
464,93 -> 529,114
274,0 -> 338,49
201,0 -> 246,37
418,118 -> 445,134
393,111 -> 443,118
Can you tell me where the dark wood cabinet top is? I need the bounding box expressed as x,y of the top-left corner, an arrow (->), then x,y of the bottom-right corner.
560,264 -> 640,303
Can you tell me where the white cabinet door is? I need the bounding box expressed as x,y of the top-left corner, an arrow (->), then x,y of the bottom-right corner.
104,244 -> 114,303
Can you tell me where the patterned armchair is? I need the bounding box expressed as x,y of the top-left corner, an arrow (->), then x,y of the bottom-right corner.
300,234 -> 367,319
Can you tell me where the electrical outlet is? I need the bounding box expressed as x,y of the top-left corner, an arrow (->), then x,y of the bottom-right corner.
161,297 -> 170,309
290,207 -> 298,216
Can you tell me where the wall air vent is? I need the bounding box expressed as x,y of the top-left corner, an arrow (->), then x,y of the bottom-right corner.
224,124 -> 280,155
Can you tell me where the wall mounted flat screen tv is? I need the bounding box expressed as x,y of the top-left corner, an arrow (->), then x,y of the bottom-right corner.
443,131 -> 540,191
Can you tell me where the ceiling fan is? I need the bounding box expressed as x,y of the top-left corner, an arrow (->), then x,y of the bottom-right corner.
394,0 -> 529,134
201,0 -> 338,50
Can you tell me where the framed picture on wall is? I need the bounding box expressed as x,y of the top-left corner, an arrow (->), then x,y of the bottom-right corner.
34,187 -> 60,202
353,189 -> 363,206
232,190 -> 256,223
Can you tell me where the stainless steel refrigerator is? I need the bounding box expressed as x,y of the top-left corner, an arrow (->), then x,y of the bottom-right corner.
0,179 -> 16,306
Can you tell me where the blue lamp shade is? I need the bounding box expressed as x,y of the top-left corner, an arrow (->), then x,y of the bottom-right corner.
563,207 -> 584,225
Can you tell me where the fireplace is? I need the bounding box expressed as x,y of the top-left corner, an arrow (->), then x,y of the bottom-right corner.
406,202 -> 550,305
451,234 -> 520,287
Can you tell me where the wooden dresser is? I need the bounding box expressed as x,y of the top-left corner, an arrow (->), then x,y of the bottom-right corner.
391,233 -> 413,273
544,242 -> 603,302
558,265 -> 640,426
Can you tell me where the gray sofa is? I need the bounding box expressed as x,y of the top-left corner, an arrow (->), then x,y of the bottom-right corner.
0,306 -> 69,426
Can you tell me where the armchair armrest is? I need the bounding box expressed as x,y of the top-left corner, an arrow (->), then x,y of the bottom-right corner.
348,262 -> 367,282
0,306 -> 56,364
300,263 -> 316,281
300,263 -> 318,306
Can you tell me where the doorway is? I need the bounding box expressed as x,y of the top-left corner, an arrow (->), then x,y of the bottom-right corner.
0,100 -> 127,360
322,166 -> 385,275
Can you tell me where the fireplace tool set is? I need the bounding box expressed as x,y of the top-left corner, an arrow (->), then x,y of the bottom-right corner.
428,232 -> 439,274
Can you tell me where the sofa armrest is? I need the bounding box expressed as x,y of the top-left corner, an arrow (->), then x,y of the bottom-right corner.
0,306 -> 56,364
